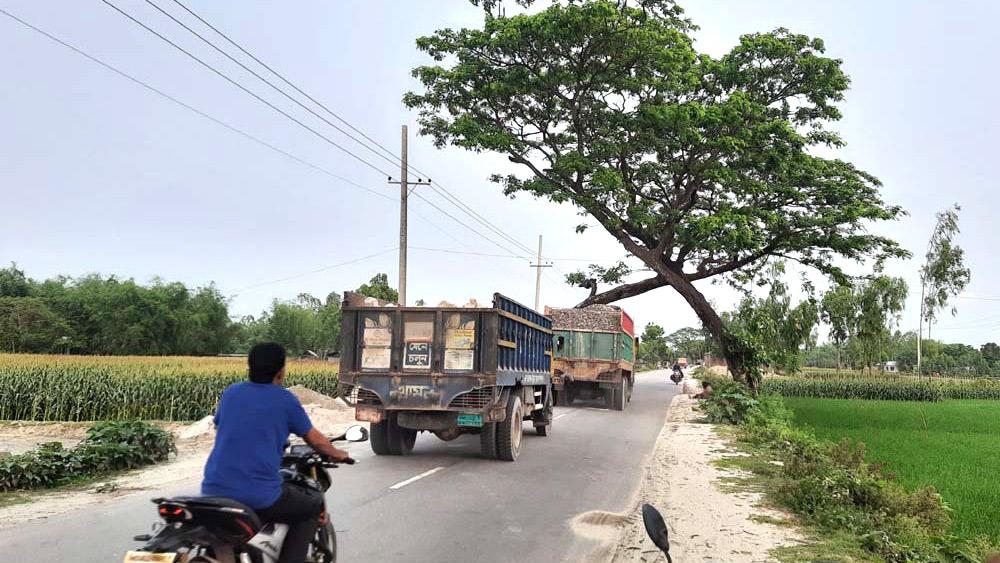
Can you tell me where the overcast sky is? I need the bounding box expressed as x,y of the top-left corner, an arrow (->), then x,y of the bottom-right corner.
2,0 -> 998,346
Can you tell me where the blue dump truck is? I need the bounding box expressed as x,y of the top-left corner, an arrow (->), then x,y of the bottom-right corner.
337,293 -> 553,461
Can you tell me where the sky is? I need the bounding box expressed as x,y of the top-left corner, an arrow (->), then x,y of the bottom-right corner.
2,0 -> 998,347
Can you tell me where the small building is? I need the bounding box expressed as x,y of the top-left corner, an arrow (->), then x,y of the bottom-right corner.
884,361 -> 898,373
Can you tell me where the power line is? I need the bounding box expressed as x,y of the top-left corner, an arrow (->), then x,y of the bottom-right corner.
409,245 -> 621,263
0,6 -> 393,205
143,0 -> 403,175
99,0 -> 396,179
956,295 -> 1000,302
160,0 -> 539,258
102,0 -> 545,262
408,191 -> 529,259
167,0 -> 405,169
231,248 -> 397,295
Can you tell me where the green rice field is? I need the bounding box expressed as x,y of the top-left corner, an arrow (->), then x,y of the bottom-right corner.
783,397 -> 1000,542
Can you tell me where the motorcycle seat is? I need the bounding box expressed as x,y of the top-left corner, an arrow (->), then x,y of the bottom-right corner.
155,496 -> 263,539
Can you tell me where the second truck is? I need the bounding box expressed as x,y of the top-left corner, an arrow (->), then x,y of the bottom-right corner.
547,304 -> 637,411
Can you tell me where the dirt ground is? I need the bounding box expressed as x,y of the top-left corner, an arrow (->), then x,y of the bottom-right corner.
608,395 -> 803,562
0,386 -> 358,529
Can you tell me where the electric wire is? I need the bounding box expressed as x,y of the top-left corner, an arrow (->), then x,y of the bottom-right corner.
162,0 -> 540,258
99,0 -> 396,179
143,0 -> 404,174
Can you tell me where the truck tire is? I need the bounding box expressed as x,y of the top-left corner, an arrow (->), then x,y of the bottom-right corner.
496,393 -> 524,461
386,412 -> 417,455
611,378 -> 626,411
555,389 -> 569,407
534,389 -> 552,436
480,422 -> 498,459
370,417 -> 391,456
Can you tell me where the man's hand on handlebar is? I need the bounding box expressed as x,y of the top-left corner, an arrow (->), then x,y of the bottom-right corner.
304,427 -> 355,465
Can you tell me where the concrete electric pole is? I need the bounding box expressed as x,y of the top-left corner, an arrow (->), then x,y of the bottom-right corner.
530,235 -> 552,311
388,125 -> 429,306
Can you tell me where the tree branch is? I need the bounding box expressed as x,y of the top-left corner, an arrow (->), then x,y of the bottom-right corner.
575,275 -> 668,307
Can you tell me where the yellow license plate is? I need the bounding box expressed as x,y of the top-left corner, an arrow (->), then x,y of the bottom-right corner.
123,551 -> 177,563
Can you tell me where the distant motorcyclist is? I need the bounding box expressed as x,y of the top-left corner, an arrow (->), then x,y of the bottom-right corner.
202,342 -> 353,563
670,363 -> 683,384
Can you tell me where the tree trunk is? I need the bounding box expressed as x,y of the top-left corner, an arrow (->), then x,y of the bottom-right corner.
659,270 -> 755,391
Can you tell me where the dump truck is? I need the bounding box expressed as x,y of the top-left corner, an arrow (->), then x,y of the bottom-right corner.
548,304 -> 636,411
337,293 -> 553,461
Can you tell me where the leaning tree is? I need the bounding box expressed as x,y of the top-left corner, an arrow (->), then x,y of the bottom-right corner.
405,0 -> 907,387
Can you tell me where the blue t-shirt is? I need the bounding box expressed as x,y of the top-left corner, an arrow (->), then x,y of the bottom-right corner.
201,382 -> 313,509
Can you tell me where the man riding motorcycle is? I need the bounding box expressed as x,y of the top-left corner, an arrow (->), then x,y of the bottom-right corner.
201,342 -> 354,563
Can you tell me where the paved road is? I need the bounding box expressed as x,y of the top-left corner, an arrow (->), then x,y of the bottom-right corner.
0,373 -> 677,562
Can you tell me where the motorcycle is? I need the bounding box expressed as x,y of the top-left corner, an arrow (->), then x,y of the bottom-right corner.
669,369 -> 683,385
123,425 -> 369,563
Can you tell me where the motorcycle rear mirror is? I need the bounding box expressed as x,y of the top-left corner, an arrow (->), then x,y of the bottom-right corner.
642,503 -> 672,562
344,425 -> 368,442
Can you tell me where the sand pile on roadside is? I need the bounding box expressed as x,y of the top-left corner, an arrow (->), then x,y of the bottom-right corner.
288,385 -> 349,411
609,395 -> 803,562
178,416 -> 215,441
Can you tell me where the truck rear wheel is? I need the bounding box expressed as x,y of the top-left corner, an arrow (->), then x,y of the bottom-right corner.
555,389 -> 569,407
370,417 -> 391,456
496,393 -> 524,461
386,412 -> 416,455
534,389 -> 552,436
611,378 -> 626,411
480,422 -> 498,459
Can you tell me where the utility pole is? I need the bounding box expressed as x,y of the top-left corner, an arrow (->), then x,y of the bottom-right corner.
530,235 -> 552,311
388,125 -> 429,306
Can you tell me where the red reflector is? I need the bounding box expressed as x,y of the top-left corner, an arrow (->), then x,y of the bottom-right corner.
172,508 -> 183,516
236,518 -> 254,537
158,507 -> 168,515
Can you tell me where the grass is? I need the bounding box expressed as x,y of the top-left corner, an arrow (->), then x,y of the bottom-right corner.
783,397 -> 1000,543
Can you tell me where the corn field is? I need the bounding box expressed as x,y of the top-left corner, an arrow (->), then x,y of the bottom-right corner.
0,354 -> 339,422
763,377 -> 1000,402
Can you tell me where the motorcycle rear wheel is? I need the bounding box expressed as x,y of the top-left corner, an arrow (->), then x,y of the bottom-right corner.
308,520 -> 337,563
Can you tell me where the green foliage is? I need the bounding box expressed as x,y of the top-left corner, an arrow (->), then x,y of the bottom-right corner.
0,263 -> 30,298
0,297 -> 73,353
636,323 -> 671,367
699,377 -> 759,424
767,375 -> 1000,401
725,263 -> 819,374
356,273 -> 398,304
0,420 -> 175,492
920,205 -> 971,328
0,354 -> 339,421
230,292 -> 341,357
763,378 -> 944,402
981,342 -> 1000,365
711,388 -> 996,560
406,1 -> 907,382
785,398 -> 1000,544
0,265 -> 235,356
664,326 -> 708,360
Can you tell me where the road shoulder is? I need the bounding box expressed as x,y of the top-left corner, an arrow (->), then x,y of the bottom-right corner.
610,394 -> 803,562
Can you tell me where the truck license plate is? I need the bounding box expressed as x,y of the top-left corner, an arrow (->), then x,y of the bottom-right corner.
123,552 -> 176,563
457,414 -> 483,427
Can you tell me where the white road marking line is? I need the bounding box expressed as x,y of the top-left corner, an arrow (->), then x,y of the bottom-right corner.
389,466 -> 445,490
554,413 -> 570,420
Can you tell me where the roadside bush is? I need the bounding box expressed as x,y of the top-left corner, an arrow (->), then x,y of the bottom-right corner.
700,383 -> 995,561
0,420 -> 175,492
699,377 -> 759,424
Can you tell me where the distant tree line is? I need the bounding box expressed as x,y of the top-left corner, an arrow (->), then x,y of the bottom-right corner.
0,264 -> 396,358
